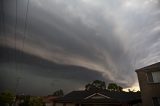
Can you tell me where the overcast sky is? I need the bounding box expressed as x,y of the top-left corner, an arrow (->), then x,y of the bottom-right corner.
0,0 -> 160,95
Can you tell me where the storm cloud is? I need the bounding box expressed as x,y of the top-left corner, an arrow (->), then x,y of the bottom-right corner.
0,0 -> 160,95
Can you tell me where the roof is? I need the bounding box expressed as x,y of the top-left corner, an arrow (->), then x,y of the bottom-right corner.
55,90 -> 141,104
136,62 -> 160,72
43,96 -> 58,103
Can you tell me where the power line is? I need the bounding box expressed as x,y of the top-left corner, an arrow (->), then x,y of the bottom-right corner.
14,0 -> 20,94
15,0 -> 30,94
14,0 -> 18,49
1,0 -> 6,40
13,0 -> 30,94
22,0 -> 30,49
1,0 -> 4,36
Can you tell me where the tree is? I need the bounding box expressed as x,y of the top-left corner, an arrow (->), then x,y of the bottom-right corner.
29,97 -> 43,106
107,83 -> 123,92
85,80 -> 106,91
0,90 -> 15,106
118,86 -> 123,92
136,90 -> 141,93
128,89 -> 136,92
108,83 -> 118,91
19,95 -> 43,106
53,89 -> 64,96
19,95 -> 31,106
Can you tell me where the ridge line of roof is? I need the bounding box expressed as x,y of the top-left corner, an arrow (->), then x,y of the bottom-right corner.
135,62 -> 160,72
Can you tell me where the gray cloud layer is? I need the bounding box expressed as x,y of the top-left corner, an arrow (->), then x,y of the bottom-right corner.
0,0 -> 160,95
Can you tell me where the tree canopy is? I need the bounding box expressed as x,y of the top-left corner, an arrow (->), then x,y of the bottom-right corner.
85,80 -> 123,92
53,89 -> 64,96
19,96 -> 43,106
85,80 -> 106,91
29,97 -> 43,106
0,90 -> 15,106
107,83 -> 123,92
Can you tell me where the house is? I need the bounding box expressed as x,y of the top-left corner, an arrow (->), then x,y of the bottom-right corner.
54,90 -> 141,106
136,62 -> 160,106
43,95 -> 58,106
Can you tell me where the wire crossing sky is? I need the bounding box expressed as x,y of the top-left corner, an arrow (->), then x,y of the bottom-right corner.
0,0 -> 160,95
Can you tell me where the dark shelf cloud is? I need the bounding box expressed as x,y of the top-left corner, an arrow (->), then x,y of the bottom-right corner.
0,0 -> 160,95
